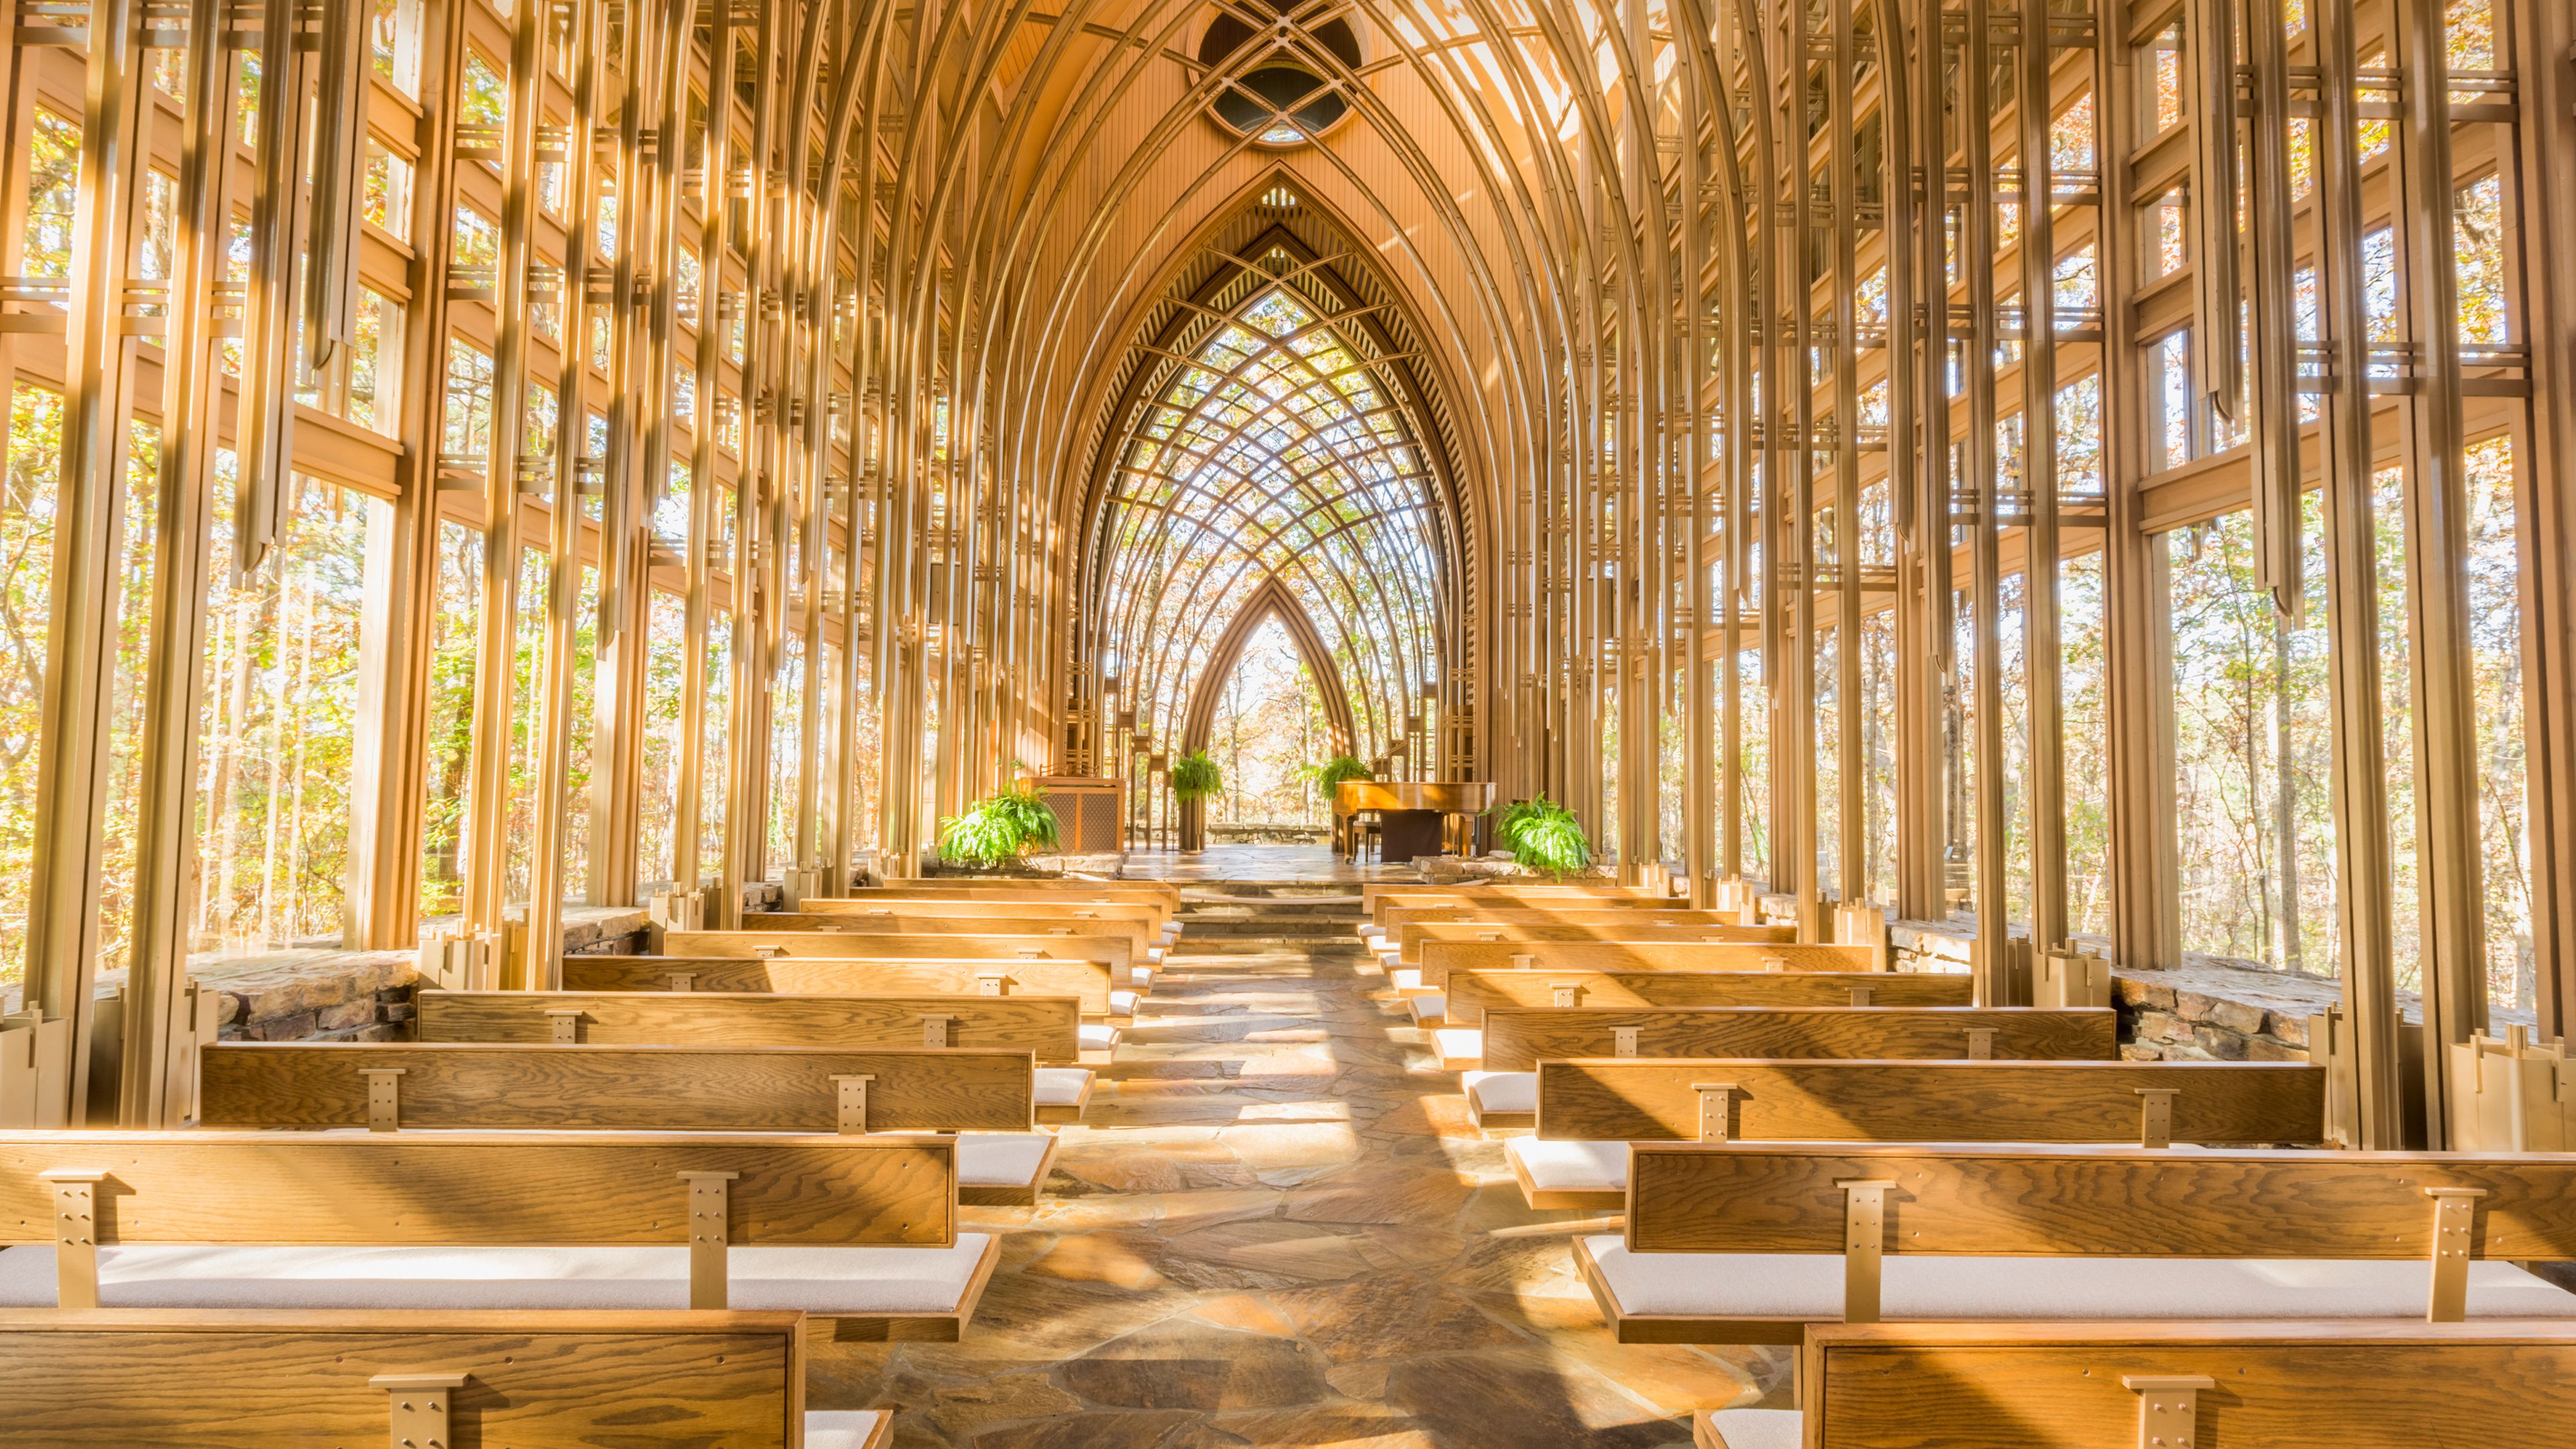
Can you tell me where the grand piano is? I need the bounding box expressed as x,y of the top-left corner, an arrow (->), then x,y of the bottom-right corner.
1334,780 -> 1496,863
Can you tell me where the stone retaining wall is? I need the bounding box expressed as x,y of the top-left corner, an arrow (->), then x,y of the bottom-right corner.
1888,920 -> 2334,1061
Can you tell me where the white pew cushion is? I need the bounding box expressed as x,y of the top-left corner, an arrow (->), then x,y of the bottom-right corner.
1359,924 -> 1385,941
1701,1410 -> 1801,1449
1109,989 -> 1141,1016
1576,1236 -> 2576,1321
1462,1070 -> 1534,1116
1130,965 -> 1155,990
1431,1028 -> 1484,1068
0,1238 -> 995,1314
1161,923 -> 1181,944
1406,994 -> 1446,1026
806,1411 -> 889,1449
1389,969 -> 1425,994
1505,1138 -> 1627,1193
1078,1024 -> 1122,1051
1034,1067 -> 1093,1108
955,1133 -> 1053,1189
1146,947 -> 1165,965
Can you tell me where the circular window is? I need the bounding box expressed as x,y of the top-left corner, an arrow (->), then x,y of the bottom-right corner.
1197,2 -> 1362,146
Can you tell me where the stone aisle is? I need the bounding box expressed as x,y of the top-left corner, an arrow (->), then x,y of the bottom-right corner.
810,877 -> 1778,1447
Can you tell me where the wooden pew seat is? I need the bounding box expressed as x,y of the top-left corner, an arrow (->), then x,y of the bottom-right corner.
1695,1320 -> 2576,1449
0,1131 -> 1000,1340
1572,1144 -> 2576,1344
0,1236 -> 1000,1319
0,1309 -> 894,1449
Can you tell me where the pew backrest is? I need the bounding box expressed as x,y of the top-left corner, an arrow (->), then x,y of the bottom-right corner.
829,885 -> 1177,924
756,906 -> 1159,953
416,988 -> 1084,1062
879,876 -> 1178,904
1537,1059 -> 2329,1144
581,951 -> 1121,1014
198,1042 -> 1038,1133
1,1129 -> 959,1308
1360,883 -> 1658,913
1778,1320 -> 2576,1449
0,1309 -> 817,1448
1443,968 -> 1968,1026
1397,920 -> 1792,965
1412,932 -> 1845,983
1479,1007 -> 2115,1071
661,928 -> 1133,973
1368,890 -> 1683,926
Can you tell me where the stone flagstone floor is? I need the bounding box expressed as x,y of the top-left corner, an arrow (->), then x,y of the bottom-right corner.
808,870 -> 1780,1447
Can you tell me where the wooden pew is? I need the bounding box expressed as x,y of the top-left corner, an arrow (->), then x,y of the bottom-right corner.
1470,1006 -> 2116,1073
832,882 -> 1182,924
1696,1320 -> 2576,1449
420,986 -> 1083,1064
197,1042 -> 1063,1205
1363,889 -> 1690,927
1358,883 -> 1660,914
663,925 -> 1136,979
0,1130 -> 998,1340
583,948 -> 1132,1019
1578,1144 -> 2576,1344
753,906 -> 1167,967
1389,920 -> 1796,977
1407,936 -> 1872,1000
1534,1058 -> 2326,1143
0,1309 -> 895,1449
1497,1058 -> 2328,1205
877,876 -> 1180,905
1440,966 -> 1968,1029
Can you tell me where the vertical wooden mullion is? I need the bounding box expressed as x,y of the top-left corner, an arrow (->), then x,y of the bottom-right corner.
2392,0 -> 2486,1138
1964,0 -> 2015,1002
29,0 -> 146,1120
2017,0 -> 2067,953
2312,0 -> 2406,1145
121,0 -> 237,1124
2502,0 -> 2576,1039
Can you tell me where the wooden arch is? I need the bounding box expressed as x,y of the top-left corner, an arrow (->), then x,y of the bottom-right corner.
1169,577 -> 1360,850
1178,576 -> 1360,759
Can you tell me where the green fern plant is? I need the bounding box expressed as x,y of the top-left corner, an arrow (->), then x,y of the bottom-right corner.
1313,753 -> 1374,803
1168,750 -> 1223,802
937,784 -> 1062,865
1490,795 -> 1591,878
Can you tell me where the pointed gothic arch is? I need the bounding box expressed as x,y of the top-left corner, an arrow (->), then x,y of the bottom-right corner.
1178,575 -> 1360,759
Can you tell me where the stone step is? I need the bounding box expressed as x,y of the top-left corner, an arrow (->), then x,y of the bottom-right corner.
1178,916 -> 1363,937
1174,936 -> 1367,957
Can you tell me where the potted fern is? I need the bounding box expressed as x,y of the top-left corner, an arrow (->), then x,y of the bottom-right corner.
1313,753 -> 1374,804
936,783 -> 1062,868
1168,750 -> 1222,803
1489,795 -> 1592,879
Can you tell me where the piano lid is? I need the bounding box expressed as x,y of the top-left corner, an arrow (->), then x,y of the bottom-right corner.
1333,780 -> 1497,816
